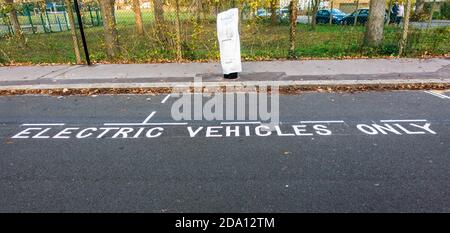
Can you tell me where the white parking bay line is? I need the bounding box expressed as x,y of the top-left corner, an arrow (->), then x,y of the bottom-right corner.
161,94 -> 171,104
424,91 -> 450,99
142,111 -> 157,124
103,122 -> 188,126
221,121 -> 261,125
300,121 -> 344,124
380,119 -> 427,123
21,123 -> 65,126
103,110 -> 188,126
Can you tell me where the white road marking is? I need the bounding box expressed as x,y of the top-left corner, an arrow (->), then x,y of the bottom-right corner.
103,110 -> 188,125
380,119 -> 427,123
103,122 -> 188,126
161,94 -> 171,104
300,121 -> 344,124
220,122 -> 261,125
21,123 -> 65,126
424,91 -> 450,99
142,111 -> 156,124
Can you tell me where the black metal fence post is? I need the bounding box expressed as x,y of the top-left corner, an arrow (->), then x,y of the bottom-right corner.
73,0 -> 91,65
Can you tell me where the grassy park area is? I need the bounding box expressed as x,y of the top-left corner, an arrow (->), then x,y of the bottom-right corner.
0,9 -> 449,65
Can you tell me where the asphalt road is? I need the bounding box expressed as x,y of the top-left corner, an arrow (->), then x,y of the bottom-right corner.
0,90 -> 449,212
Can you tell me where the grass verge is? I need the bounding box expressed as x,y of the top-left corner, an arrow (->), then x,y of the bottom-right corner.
0,22 -> 449,65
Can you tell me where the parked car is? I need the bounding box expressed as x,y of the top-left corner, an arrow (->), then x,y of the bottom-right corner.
256,9 -> 270,17
315,9 -> 347,24
277,8 -> 290,19
141,2 -> 151,8
341,8 -> 369,25
256,8 -> 289,19
340,8 -> 389,25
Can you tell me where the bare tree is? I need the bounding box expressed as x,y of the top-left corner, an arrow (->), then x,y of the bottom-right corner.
363,0 -> 385,47
230,0 -> 237,8
414,0 -> 425,18
329,0 -> 334,25
174,0 -> 182,61
153,0 -> 165,40
99,0 -> 120,58
270,0 -> 278,25
353,0 -> 360,25
288,0 -> 298,58
311,0 -> 320,30
132,0 -> 144,35
399,0 -> 411,56
386,0 -> 393,26
64,0 -> 81,63
427,0 -> 436,28
5,0 -> 26,47
153,0 -> 165,25
195,0 -> 203,23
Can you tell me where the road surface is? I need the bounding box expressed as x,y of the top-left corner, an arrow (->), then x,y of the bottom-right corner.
0,90 -> 449,212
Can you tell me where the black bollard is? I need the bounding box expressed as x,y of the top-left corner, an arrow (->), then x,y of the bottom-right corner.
224,72 -> 238,79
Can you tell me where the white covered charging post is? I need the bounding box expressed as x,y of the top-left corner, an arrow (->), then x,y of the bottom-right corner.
217,8 -> 242,78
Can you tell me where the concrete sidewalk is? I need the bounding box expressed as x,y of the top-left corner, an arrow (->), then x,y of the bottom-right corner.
0,58 -> 449,91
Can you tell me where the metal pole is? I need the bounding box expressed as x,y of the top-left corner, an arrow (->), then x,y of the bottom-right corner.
45,11 -> 53,32
39,13 -> 47,33
96,8 -> 101,26
57,15 -> 63,31
88,6 -> 94,26
7,22 -> 12,35
63,9 -> 70,30
73,0 -> 91,65
27,9 -> 36,34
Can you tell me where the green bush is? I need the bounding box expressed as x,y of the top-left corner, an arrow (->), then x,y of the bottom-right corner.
441,2 -> 450,20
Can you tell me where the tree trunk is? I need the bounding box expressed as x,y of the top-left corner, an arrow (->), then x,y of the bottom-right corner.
153,0 -> 165,41
230,0 -> 237,8
399,0 -> 411,56
99,0 -> 120,58
363,0 -> 385,47
65,0 -> 82,64
386,0 -> 393,25
288,0 -> 298,58
311,0 -> 319,30
195,0 -> 202,23
132,0 -> 144,35
270,0 -> 278,25
153,0 -> 165,25
353,0 -> 360,25
414,0 -> 425,17
427,0 -> 436,28
329,0 -> 334,25
5,0 -> 26,47
307,0 -> 311,24
174,0 -> 182,61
